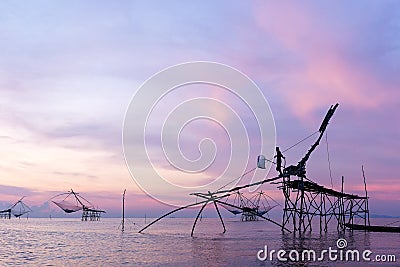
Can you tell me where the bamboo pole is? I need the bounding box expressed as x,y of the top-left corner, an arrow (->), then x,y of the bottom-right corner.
362,166 -> 370,227
213,200 -> 292,233
191,202 -> 208,237
122,189 -> 126,232
213,201 -> 226,234
139,194 -> 230,234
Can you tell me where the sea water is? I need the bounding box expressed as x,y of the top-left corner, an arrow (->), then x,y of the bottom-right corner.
0,217 -> 398,266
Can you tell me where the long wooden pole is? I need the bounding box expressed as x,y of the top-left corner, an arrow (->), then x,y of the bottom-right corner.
362,166 -> 370,226
341,176 -> 344,230
213,201 -> 226,234
191,202 -> 208,237
122,189 -> 126,232
192,175 -> 281,196
298,103 -> 339,168
214,200 -> 292,233
139,194 -> 230,233
193,193 -> 291,232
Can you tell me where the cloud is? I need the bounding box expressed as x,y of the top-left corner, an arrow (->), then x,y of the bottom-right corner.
0,184 -> 38,199
0,1 -> 399,216
247,1 -> 400,121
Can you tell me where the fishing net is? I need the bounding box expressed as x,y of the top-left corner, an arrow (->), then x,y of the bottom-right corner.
52,200 -> 82,213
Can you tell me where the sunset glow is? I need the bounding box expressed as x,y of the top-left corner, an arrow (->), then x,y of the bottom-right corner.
0,1 -> 399,217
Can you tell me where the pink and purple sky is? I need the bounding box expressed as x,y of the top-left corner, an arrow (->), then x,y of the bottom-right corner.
0,1 -> 399,217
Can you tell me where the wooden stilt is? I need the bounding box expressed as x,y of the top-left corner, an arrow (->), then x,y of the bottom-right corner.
213,201 -> 226,234
139,195 -> 228,233
191,202 -> 208,237
214,200 -> 292,233
362,166 -> 370,227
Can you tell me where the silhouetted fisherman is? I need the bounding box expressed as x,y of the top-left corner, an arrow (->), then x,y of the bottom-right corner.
274,147 -> 285,176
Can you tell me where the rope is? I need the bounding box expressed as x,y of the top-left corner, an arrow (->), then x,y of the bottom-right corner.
214,167 -> 257,192
214,131 -> 319,193
384,220 -> 400,226
263,193 -> 282,207
325,132 -> 334,189
282,131 -> 319,153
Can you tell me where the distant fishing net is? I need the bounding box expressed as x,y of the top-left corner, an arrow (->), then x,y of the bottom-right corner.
52,200 -> 82,213
8,198 -> 32,218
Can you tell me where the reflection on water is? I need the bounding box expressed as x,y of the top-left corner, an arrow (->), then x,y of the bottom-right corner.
0,218 -> 398,266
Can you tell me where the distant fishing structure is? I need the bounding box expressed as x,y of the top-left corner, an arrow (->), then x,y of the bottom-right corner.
50,189 -> 105,221
0,197 -> 32,219
219,191 -> 279,222
139,103 -> 392,235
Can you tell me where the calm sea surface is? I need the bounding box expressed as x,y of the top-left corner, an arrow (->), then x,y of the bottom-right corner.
0,217 -> 399,266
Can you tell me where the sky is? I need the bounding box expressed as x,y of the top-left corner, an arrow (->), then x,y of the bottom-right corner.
0,1 -> 399,218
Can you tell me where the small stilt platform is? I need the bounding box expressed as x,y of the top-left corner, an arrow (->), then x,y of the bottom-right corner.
50,189 -> 105,221
81,207 -> 105,221
0,197 -> 32,219
0,209 -> 11,219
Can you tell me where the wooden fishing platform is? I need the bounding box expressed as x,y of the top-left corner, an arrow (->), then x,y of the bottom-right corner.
51,189 -> 105,221
82,207 -> 105,221
282,180 -> 366,200
0,209 -> 11,219
0,197 -> 32,219
138,103 -> 385,235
